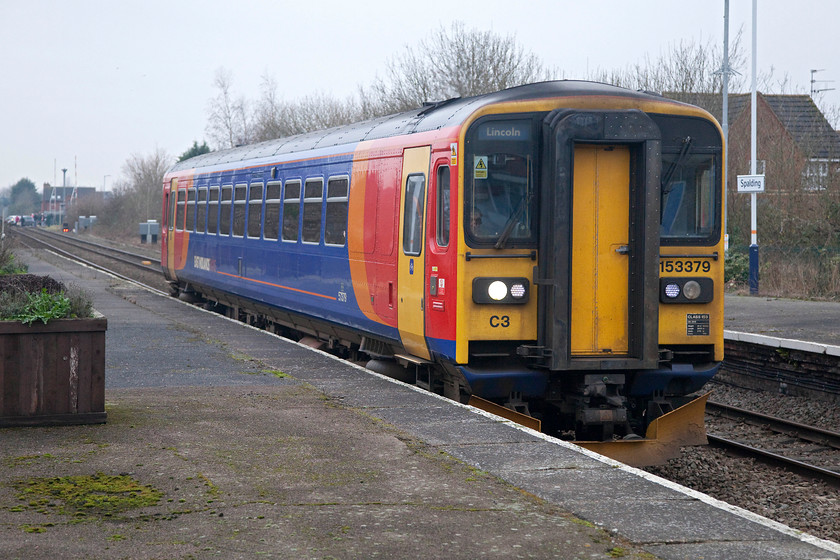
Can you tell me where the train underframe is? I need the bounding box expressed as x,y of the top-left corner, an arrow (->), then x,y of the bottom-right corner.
170,279 -> 716,466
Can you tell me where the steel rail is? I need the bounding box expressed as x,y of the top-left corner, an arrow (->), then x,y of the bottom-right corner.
707,400 -> 840,449
31,229 -> 155,262
706,432 -> 840,487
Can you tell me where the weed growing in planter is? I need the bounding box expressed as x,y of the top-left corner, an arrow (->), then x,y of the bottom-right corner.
13,289 -> 72,325
0,274 -> 94,324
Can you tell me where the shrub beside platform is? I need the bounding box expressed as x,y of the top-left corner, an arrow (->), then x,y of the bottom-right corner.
0,313 -> 107,427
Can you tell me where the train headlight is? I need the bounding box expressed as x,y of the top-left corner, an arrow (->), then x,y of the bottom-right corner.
473,277 -> 530,304
487,281 -> 508,301
683,280 -> 702,300
660,278 -> 714,303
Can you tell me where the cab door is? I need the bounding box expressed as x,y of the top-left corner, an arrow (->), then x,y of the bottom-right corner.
397,146 -> 431,359
538,109 -> 661,371
571,145 -> 630,356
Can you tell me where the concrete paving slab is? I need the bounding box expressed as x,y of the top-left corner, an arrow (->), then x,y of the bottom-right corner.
645,540 -> 838,560
439,441 -> 610,472
332,383 -> 446,409
500,466 -> 690,505
369,404 -> 546,448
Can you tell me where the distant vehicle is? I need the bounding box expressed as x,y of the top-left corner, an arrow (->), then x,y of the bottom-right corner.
19,216 -> 35,227
6,216 -> 20,225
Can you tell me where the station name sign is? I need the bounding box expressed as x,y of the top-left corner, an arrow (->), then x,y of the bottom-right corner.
737,174 -> 765,193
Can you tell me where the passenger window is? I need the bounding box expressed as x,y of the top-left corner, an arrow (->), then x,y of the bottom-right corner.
247,182 -> 263,238
302,178 -> 323,244
220,185 -> 232,235
208,186 -> 220,234
402,174 -> 425,256
325,176 -> 349,246
436,166 -> 450,247
264,181 -> 282,240
186,188 -> 196,232
233,183 -> 247,237
167,179 -> 177,231
282,180 -> 301,242
196,187 -> 207,233
176,188 -> 187,231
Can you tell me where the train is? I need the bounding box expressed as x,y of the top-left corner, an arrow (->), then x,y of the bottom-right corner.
162,81 -> 724,466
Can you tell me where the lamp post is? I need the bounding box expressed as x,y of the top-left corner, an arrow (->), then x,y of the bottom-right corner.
61,168 -> 68,229
748,0 -> 759,295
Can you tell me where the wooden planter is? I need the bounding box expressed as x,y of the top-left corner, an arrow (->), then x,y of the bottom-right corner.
0,314 -> 107,427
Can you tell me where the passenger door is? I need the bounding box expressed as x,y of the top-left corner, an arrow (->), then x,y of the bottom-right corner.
397,146 -> 431,359
165,178 -> 177,273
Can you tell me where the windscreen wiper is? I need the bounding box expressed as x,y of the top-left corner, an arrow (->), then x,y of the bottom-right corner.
494,192 -> 531,249
661,136 -> 693,193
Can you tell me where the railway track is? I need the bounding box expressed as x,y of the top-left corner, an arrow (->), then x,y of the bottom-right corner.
706,399 -> 840,487
9,227 -> 169,294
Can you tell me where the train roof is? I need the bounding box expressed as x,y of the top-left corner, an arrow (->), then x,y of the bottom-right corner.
169,80 -> 683,174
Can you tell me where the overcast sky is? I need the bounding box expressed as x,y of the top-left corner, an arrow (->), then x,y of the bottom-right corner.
2,0 -> 838,191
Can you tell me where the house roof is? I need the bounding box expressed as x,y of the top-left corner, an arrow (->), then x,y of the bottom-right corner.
763,95 -> 840,159
665,92 -> 840,160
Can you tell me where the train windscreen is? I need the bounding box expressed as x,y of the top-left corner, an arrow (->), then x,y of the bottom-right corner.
465,118 -> 538,248
660,153 -> 716,241
654,115 -> 722,246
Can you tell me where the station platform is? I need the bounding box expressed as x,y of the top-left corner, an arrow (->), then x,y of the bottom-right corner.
725,293 -> 840,355
1,250 -> 838,559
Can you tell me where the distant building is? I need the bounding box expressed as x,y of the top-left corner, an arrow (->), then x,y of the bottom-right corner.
40,184 -> 108,225
666,92 -> 840,191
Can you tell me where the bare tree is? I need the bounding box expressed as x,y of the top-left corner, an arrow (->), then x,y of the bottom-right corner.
367,22 -> 555,113
251,73 -> 285,142
252,77 -> 363,142
214,22 -> 555,142
591,30 -> 747,98
119,148 -> 172,224
206,68 -> 252,149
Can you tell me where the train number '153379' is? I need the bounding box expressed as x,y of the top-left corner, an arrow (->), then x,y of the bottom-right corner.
660,260 -> 711,274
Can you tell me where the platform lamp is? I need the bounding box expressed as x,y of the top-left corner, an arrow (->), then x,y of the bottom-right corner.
61,168 -> 67,229
748,0 -> 759,295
